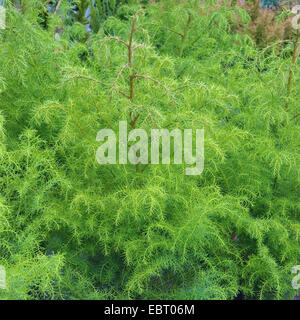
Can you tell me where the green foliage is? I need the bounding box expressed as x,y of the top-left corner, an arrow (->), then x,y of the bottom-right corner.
0,0 -> 299,300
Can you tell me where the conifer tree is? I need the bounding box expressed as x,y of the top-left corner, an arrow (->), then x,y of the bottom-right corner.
0,0 -> 299,300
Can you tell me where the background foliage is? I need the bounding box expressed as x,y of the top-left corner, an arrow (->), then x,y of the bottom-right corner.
0,0 -> 299,300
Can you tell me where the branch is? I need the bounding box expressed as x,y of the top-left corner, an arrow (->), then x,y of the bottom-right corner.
172,84 -> 190,92
109,36 -> 129,48
119,91 -> 131,100
133,44 -> 147,50
110,64 -> 129,100
129,112 -> 140,129
132,74 -> 176,106
290,113 -> 300,121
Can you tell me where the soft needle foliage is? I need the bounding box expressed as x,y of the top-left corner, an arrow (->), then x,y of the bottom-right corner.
0,0 -> 299,300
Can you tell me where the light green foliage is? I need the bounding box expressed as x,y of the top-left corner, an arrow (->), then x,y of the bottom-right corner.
0,0 -> 299,300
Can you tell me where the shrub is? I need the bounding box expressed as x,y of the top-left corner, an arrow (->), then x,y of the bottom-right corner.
0,0 -> 299,300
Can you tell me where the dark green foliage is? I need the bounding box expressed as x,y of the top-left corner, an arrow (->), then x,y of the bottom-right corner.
0,0 -> 299,300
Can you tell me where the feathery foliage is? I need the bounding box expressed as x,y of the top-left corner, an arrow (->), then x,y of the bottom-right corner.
0,0 -> 299,300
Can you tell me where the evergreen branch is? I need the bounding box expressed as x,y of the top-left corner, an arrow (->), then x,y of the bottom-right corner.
110,64 -> 129,101
132,74 -> 176,106
109,36 -> 129,48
